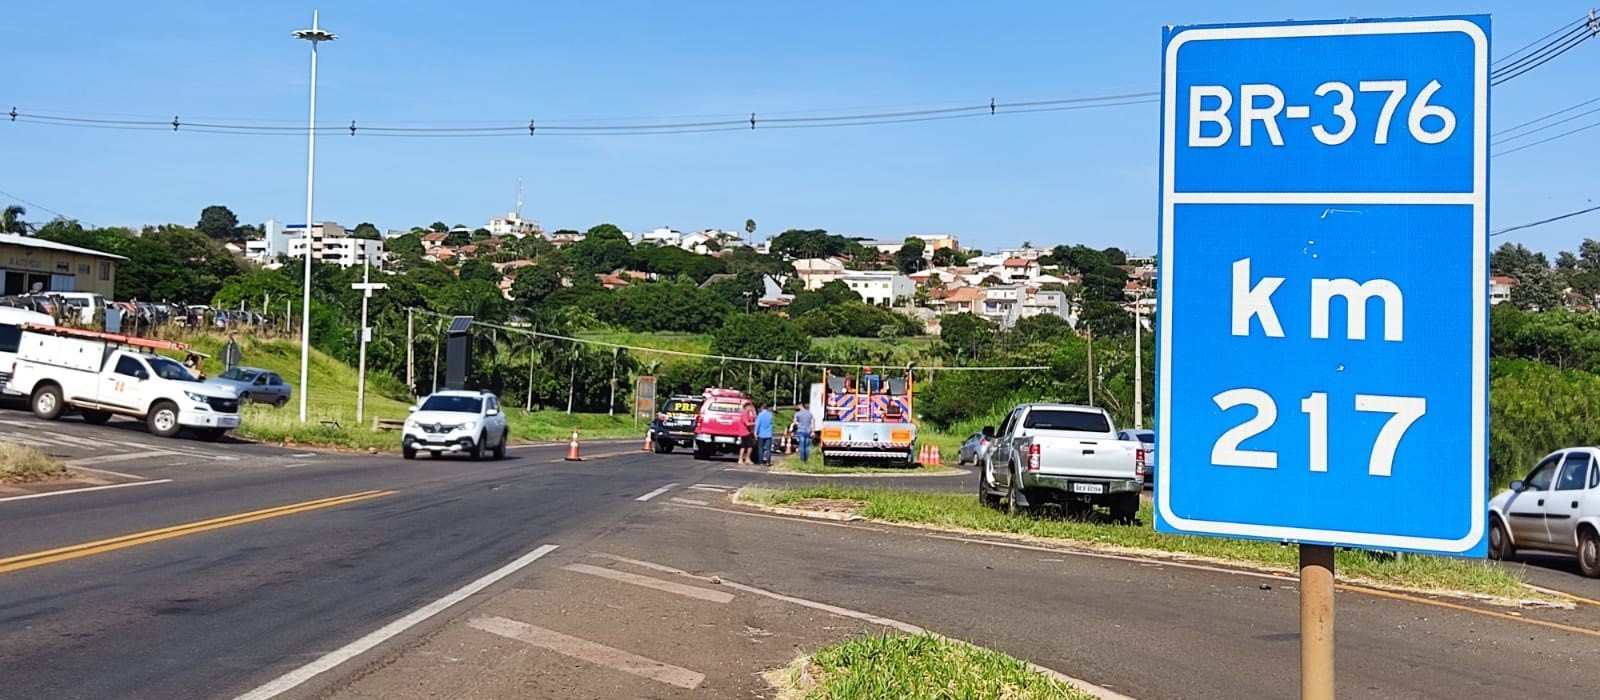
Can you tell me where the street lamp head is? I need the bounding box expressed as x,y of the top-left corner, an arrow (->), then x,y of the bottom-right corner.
292,28 -> 337,42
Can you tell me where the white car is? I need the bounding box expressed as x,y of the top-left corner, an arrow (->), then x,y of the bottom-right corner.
402,389 -> 510,460
1488,447 -> 1600,578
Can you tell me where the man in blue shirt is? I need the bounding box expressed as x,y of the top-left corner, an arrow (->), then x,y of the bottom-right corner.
790,403 -> 815,463
754,402 -> 775,466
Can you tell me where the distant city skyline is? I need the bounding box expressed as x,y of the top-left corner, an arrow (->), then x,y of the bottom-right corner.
2,2 -> 1596,257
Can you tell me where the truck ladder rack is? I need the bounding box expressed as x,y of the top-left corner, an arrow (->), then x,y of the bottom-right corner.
19,323 -> 193,353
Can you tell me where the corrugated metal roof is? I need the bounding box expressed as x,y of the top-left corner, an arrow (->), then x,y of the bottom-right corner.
0,233 -> 127,261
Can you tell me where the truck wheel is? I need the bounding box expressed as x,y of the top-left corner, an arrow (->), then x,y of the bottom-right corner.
659,441 -> 675,454
977,467 -> 1001,508
692,444 -> 709,460
147,401 -> 181,438
1006,470 -> 1027,516
32,385 -> 64,421
1110,492 -> 1140,525
79,409 -> 112,425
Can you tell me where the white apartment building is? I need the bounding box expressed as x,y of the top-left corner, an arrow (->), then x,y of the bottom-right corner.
244,219 -> 293,264
638,227 -> 682,247
282,222 -> 385,269
980,284 -> 1023,327
487,212 -> 540,238
792,257 -> 847,291
842,271 -> 914,307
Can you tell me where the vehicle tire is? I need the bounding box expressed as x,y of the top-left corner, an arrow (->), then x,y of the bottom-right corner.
660,441 -> 675,454
79,409 -> 112,425
977,465 -> 1001,508
32,385 -> 64,421
194,428 -> 226,442
1578,528 -> 1600,579
1006,469 -> 1026,516
1488,517 -> 1514,562
147,401 -> 181,438
274,396 -> 289,408
238,392 -> 252,405
403,444 -> 416,460
470,432 -> 486,460
430,450 -> 441,459
1110,492 -> 1140,525
692,444 -> 709,460
492,431 -> 507,460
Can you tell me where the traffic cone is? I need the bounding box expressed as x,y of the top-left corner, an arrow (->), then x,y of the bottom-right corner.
917,444 -> 928,465
566,428 -> 583,461
642,430 -> 653,452
929,445 -> 942,466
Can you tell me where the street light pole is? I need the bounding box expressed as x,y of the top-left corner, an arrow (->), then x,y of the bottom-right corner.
1134,289 -> 1143,429
293,11 -> 336,423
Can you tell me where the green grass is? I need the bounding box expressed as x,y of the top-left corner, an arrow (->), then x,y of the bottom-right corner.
767,633 -> 1091,700
0,442 -> 68,482
773,452 -> 959,475
740,486 -> 1533,601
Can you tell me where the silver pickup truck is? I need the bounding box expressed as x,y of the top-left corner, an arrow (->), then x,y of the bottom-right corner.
977,403 -> 1146,522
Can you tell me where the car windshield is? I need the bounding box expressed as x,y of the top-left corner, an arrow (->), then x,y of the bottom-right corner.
147,356 -> 197,382
219,367 -> 256,381
1133,430 -> 1154,443
420,395 -> 482,414
706,401 -> 743,413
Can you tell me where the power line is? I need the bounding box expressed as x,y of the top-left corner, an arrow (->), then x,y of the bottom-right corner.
1491,203 -> 1600,237
1493,93 -> 1600,138
407,307 -> 1051,371
0,187 -> 76,223
1493,15 -> 1590,67
4,91 -> 1156,138
1494,116 -> 1600,157
1491,15 -> 1598,86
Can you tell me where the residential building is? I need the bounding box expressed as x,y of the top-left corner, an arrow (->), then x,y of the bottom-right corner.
638,227 -> 683,247
1001,257 -> 1042,283
243,219 -> 293,264
0,233 -> 124,296
792,257 -> 847,291
860,240 -> 907,255
909,234 -> 959,252
1490,275 -> 1517,305
980,285 -> 1023,327
935,286 -> 984,315
283,222 -> 385,269
487,212 -> 540,238
842,271 -> 914,307
1000,246 -> 1045,261
1019,289 -> 1069,321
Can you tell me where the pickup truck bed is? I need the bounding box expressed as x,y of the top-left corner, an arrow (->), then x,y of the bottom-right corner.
980,403 -> 1145,522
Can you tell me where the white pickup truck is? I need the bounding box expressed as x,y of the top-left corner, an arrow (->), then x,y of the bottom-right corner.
977,403 -> 1146,522
8,325 -> 241,440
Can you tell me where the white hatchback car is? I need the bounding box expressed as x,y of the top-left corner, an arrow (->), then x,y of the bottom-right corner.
1488,447 -> 1600,578
402,389 -> 510,460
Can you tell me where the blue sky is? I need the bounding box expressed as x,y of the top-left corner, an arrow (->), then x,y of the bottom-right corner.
2,2 -> 1594,255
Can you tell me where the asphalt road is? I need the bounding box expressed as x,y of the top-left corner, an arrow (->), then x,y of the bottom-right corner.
2,411 -> 1598,699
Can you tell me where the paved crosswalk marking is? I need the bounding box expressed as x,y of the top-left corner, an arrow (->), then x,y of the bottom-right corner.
562,563 -> 733,604
468,616 -> 705,690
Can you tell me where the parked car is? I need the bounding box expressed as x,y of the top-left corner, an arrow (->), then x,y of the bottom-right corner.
402,389 -> 510,460
1488,447 -> 1600,577
208,366 -> 292,407
692,388 -> 752,461
957,431 -> 990,466
1118,428 -> 1156,488
649,393 -> 706,454
978,403 -> 1146,522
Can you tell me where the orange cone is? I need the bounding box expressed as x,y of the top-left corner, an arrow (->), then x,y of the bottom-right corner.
929,445 -> 942,466
917,444 -> 928,465
642,429 -> 653,452
566,428 -> 583,461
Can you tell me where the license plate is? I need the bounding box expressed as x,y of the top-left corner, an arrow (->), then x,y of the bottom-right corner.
715,436 -> 735,443
427,434 -> 447,441
218,416 -> 240,428
1072,483 -> 1105,494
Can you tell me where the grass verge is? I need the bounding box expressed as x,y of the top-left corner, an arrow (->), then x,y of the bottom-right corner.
766,633 -> 1092,700
773,452 -> 960,476
739,486 -> 1534,602
0,442 -> 68,483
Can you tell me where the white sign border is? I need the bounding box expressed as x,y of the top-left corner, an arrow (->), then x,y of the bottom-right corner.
1156,18 -> 1488,554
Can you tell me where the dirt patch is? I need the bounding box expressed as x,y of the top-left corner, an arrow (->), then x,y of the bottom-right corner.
788,498 -> 867,516
0,442 -> 69,485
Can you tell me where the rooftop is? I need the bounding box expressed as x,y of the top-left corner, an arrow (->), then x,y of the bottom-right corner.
0,233 -> 127,261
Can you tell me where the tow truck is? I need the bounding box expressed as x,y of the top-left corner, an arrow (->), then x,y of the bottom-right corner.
7,324 -> 240,440
813,365 -> 918,467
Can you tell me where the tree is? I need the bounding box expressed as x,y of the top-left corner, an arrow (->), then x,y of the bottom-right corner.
511,265 -> 564,308
472,228 -> 492,241
2,205 -> 27,234
711,313 -> 809,362
197,205 -> 241,242
1490,242 -> 1548,277
351,222 -> 382,240
1101,247 -> 1128,266
745,218 -> 757,245
788,279 -> 862,316
941,313 -> 998,359
385,232 -> 424,256
707,270 -> 766,311
569,225 -> 633,275
458,259 -> 501,285
894,237 -> 927,275
429,221 -> 449,232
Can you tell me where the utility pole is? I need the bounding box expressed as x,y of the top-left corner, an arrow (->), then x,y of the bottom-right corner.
526,336 -> 535,411
292,11 -> 337,424
406,308 -> 415,397
1087,327 -> 1095,407
351,260 -> 388,424
1134,291 -> 1143,429
432,320 -> 441,394
608,348 -> 619,417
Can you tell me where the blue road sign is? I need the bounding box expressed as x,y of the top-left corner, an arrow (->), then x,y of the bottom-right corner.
1153,16 -> 1489,557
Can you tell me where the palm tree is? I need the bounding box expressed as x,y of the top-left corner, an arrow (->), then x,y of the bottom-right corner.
744,218 -> 756,246
1,205 -> 27,234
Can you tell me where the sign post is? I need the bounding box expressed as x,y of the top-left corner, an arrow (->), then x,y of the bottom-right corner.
1155,16 -> 1489,698
351,262 -> 388,424
635,375 -> 658,426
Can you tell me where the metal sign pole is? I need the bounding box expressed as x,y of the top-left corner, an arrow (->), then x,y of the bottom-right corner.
1300,544 -> 1335,700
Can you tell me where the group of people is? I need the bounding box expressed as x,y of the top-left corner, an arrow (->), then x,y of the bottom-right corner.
736,401 -> 816,466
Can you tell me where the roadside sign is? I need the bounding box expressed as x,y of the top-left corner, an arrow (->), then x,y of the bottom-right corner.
1154,16 -> 1489,557
635,376 -> 657,420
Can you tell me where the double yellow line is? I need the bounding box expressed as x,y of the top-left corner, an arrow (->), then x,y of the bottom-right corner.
0,490 -> 395,575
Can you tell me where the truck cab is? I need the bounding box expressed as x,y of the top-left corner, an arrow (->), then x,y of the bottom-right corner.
692,388 -> 751,460
8,325 -> 240,440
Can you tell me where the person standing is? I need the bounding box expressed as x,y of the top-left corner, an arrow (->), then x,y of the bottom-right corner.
738,401 -> 757,465
754,402 -> 775,466
790,403 -> 815,463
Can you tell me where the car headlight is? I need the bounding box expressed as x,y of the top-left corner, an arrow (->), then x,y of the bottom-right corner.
185,391 -> 210,404
461,420 -> 478,433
